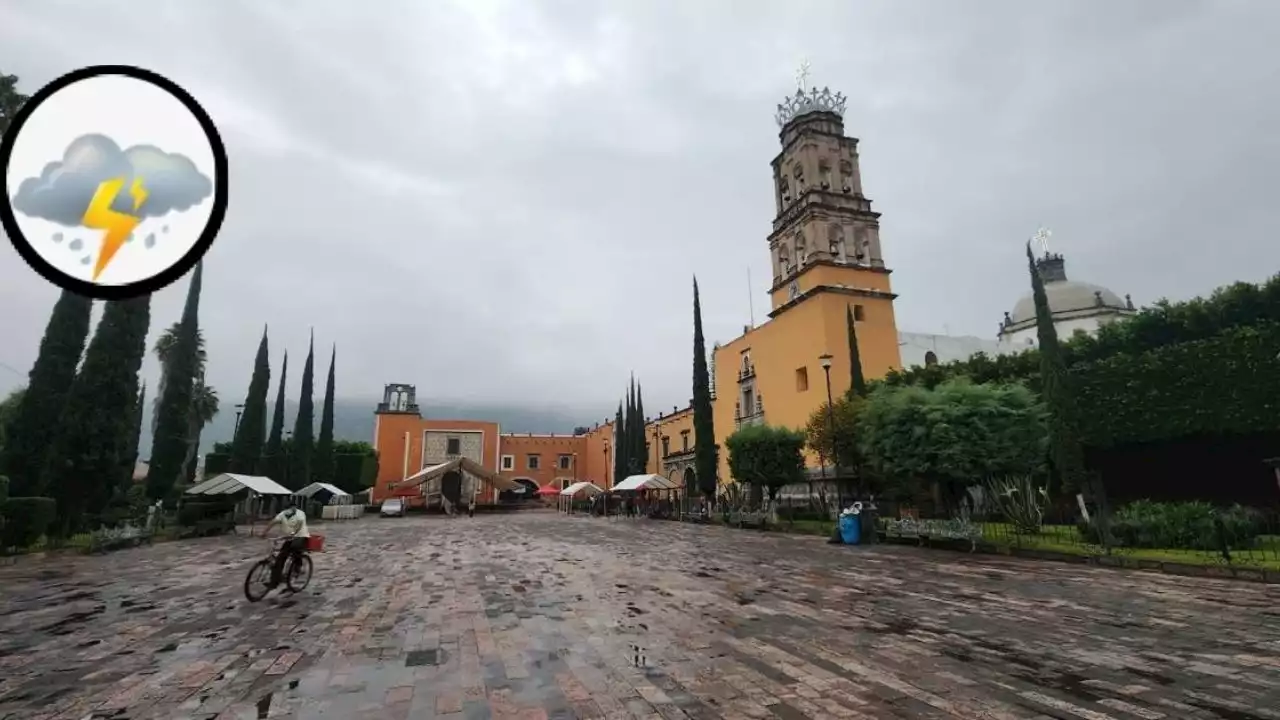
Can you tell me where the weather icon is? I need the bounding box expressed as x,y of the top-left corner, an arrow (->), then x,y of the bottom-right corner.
1,65 -> 228,300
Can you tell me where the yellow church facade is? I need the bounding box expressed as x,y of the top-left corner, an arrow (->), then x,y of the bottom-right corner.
608,83 -> 905,490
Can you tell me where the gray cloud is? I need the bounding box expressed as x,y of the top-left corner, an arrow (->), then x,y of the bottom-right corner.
12,133 -> 212,226
2,0 -> 1279,429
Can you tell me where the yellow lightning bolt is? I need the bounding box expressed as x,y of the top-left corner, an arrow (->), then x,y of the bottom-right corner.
82,176 -> 148,280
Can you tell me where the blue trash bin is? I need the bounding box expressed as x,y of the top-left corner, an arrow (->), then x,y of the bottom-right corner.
839,513 -> 862,545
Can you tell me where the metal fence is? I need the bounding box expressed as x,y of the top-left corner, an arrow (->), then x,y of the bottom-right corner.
875,499 -> 1280,573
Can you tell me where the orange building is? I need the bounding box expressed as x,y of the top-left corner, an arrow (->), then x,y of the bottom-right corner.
371,82 -> 903,501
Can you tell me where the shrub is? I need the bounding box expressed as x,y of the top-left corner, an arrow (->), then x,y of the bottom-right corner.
177,498 -> 235,527
1078,500 -> 1262,551
0,497 -> 57,549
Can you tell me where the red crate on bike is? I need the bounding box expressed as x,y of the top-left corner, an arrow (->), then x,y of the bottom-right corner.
305,534 -> 325,552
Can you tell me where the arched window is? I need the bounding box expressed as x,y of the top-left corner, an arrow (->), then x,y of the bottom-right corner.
924,351 -> 938,367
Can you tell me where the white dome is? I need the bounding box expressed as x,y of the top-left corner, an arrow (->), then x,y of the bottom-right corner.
1009,281 -> 1127,325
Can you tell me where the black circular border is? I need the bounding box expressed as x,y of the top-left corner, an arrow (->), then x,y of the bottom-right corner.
0,65 -> 229,300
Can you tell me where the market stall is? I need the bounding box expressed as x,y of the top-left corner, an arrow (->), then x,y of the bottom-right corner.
391,457 -> 521,514
295,482 -> 361,520
558,481 -> 602,514
184,473 -> 293,527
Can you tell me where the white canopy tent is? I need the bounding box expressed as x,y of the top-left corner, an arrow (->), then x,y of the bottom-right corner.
559,481 -> 603,497
392,456 -> 521,514
558,481 -> 602,514
184,473 -> 293,526
187,473 -> 291,496
294,482 -> 361,520
613,474 -> 679,492
295,482 -> 351,501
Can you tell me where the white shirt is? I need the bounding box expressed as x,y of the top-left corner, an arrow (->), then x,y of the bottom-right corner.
274,509 -> 310,538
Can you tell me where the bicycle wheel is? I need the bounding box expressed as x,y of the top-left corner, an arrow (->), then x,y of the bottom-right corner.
243,559 -> 273,602
286,554 -> 313,592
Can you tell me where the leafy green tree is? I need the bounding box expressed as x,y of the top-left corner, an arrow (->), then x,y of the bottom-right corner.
262,352 -> 288,482
0,72 -> 29,139
846,304 -> 867,398
333,439 -> 378,493
1027,244 -> 1090,498
0,388 -> 24,455
43,296 -> 152,533
857,379 -> 1047,512
229,327 -> 271,474
288,332 -> 316,490
313,345 -> 337,486
691,277 -> 718,499
0,291 -> 92,496
805,394 -> 867,478
725,424 -> 806,515
147,263 -> 204,499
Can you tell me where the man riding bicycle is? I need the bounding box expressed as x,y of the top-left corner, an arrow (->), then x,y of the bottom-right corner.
259,502 -> 310,593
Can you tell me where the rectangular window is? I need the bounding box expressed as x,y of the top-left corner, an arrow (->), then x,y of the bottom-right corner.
795,366 -> 809,392
500,455 -> 514,471
527,454 -> 540,470
446,437 -> 461,455
558,454 -> 572,470
853,304 -> 866,322
661,436 -> 670,457
681,431 -> 690,452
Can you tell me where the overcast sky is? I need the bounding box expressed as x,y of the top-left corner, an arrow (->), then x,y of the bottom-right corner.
2,0 -> 1278,421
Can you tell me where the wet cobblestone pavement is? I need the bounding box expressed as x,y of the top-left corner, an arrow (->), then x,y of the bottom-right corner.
1,513 -> 1278,719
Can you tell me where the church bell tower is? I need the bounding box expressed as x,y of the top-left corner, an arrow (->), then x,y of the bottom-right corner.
767,69 -> 892,313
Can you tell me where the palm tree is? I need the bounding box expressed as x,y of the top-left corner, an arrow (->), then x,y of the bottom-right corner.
152,322 -> 218,481
181,372 -> 220,482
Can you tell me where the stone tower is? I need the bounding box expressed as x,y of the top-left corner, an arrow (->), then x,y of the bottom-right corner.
767,83 -> 892,313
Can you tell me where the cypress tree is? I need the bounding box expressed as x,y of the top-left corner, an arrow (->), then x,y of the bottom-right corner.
635,382 -> 648,473
229,327 -> 271,474
0,290 -> 92,496
123,381 -> 146,473
691,277 -> 718,500
313,345 -> 337,486
1028,244 -> 1092,500
262,352 -> 288,482
612,401 -> 627,487
288,331 -> 316,490
44,296 -> 151,533
147,263 -> 203,499
846,304 -> 867,398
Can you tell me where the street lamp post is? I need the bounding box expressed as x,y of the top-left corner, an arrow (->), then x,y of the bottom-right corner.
603,440 -> 611,516
818,353 -> 839,509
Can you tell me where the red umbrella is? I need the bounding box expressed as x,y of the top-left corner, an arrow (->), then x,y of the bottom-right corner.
536,484 -> 560,496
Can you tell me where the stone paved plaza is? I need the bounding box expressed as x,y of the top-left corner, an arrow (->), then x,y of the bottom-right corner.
0,513 -> 1278,720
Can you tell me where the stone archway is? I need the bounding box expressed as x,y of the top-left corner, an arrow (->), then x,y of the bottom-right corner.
501,477 -> 539,504
683,467 -> 697,495
441,470 -> 463,506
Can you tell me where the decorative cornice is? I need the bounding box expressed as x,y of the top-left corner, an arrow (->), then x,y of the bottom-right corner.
768,283 -> 898,320
769,259 -> 892,294
771,193 -> 880,235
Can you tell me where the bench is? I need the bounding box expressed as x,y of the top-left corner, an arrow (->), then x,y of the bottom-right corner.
880,518 -> 983,552
726,511 -> 768,530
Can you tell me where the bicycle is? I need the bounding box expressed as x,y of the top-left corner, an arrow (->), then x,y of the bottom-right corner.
243,536 -> 314,602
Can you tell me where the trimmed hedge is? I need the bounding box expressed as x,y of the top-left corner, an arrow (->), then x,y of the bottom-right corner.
177,498 -> 235,527
1,497 -> 57,549
1073,324 -> 1280,447
203,452 -> 231,477
1078,500 -> 1263,551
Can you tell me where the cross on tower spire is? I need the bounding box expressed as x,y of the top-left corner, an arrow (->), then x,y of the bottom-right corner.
1033,226 -> 1053,255
796,59 -> 811,91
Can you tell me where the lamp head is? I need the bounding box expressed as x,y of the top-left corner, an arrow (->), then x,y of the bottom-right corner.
818,353 -> 833,370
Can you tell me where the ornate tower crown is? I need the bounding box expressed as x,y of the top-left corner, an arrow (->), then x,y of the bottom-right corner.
775,85 -> 848,127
